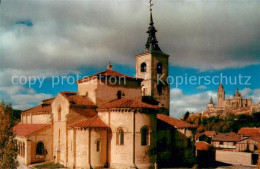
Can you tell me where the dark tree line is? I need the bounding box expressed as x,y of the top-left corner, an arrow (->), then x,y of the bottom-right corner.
185,112 -> 260,133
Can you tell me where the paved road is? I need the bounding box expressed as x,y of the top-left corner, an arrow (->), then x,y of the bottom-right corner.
215,164 -> 257,169
17,164 -> 29,169
17,163 -> 257,169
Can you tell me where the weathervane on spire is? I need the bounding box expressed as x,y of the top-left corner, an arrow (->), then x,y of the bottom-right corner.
107,56 -> 112,70
149,0 -> 153,12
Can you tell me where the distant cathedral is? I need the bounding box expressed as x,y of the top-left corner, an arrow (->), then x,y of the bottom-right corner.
13,3 -> 196,169
204,84 -> 260,116
216,83 -> 252,109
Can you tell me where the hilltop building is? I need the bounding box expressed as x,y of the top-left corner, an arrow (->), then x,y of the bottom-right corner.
13,6 -> 196,169
203,84 -> 260,117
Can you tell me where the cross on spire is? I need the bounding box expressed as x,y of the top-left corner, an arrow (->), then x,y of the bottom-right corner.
149,0 -> 153,12
145,0 -> 161,52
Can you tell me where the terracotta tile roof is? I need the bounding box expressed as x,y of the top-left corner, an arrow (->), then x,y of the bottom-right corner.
22,98 -> 54,114
68,116 -> 109,129
13,124 -> 50,137
212,132 -> 242,142
42,98 -> 55,104
196,133 -> 204,138
237,136 -> 260,142
22,104 -> 51,114
251,135 -> 260,142
196,141 -> 210,151
60,92 -> 96,107
98,99 -> 158,109
70,106 -> 97,118
238,127 -> 260,137
157,114 -> 196,128
204,131 -> 216,137
76,69 -> 142,83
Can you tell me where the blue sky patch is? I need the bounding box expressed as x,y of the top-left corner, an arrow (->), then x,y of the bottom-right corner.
16,20 -> 33,27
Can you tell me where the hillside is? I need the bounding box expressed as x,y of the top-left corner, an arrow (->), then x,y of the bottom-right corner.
186,112 -> 260,133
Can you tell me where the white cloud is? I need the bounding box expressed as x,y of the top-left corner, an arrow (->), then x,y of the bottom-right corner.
0,0 -> 259,80
0,85 -> 52,110
240,88 -> 252,97
170,88 -> 217,117
196,85 -> 207,90
240,88 -> 260,104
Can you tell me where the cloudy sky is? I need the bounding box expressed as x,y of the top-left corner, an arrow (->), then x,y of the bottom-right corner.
1,0 -> 260,117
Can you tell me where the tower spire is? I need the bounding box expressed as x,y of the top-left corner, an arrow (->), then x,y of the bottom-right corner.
234,88 -> 240,97
209,96 -> 213,104
145,0 -> 161,52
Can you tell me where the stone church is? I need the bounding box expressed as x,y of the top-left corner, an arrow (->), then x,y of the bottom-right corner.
14,8 -> 196,169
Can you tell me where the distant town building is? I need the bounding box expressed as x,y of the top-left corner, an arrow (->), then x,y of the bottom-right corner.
202,84 -> 260,117
195,128 -> 260,166
211,132 -> 242,150
210,128 -> 260,153
196,131 -> 216,143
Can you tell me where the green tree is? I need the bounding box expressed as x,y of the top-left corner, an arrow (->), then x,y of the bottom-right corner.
0,101 -> 18,169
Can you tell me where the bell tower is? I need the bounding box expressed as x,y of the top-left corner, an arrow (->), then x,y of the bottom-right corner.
217,83 -> 225,108
136,1 -> 170,115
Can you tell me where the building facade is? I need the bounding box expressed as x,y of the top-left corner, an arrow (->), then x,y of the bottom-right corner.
13,8 -> 196,169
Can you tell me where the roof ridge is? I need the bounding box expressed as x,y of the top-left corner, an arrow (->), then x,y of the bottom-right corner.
22,104 -> 41,112
87,115 -> 99,127
42,97 -> 55,102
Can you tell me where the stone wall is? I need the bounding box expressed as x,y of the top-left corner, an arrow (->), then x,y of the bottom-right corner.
78,78 -> 142,106
236,138 -> 259,152
52,93 -> 70,166
28,125 -> 53,164
16,125 -> 53,166
99,109 -> 157,169
31,114 -> 52,124
216,150 -> 252,165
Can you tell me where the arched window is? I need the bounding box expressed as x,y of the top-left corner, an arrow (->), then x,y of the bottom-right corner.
116,90 -> 122,99
157,84 -> 163,95
142,87 -> 146,96
117,128 -> 124,145
96,140 -> 101,152
22,142 -> 25,157
141,62 -> 147,72
36,142 -> 45,155
157,63 -> 162,74
141,127 -> 149,146
18,142 -> 21,156
57,104 -> 61,121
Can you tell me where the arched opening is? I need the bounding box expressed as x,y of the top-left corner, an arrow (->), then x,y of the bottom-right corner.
116,90 -> 122,99
22,142 -> 25,157
142,87 -> 146,96
57,104 -> 61,121
120,130 -> 124,145
141,127 -> 149,146
157,83 -> 163,95
157,62 -> 162,74
141,62 -> 147,72
96,140 -> 101,152
117,128 -> 124,145
36,142 -> 45,155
